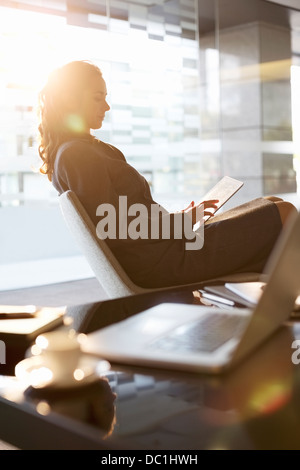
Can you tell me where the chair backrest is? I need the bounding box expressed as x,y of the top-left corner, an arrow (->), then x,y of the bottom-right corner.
59,190 -> 152,298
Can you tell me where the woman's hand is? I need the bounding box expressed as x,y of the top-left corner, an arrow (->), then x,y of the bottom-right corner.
182,199 -> 219,225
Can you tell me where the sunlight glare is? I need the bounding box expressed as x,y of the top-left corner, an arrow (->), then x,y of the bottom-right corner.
0,7 -> 67,91
291,65 -> 300,194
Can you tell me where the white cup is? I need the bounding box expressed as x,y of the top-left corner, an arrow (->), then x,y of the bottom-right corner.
35,330 -> 82,380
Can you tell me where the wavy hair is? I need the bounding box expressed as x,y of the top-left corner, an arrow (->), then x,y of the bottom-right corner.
38,61 -> 102,181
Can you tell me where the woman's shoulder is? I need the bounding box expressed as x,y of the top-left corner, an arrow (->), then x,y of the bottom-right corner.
56,137 -> 94,156
56,137 -> 125,163
55,137 -> 105,167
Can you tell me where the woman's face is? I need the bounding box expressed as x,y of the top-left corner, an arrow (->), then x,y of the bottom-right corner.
80,74 -> 110,132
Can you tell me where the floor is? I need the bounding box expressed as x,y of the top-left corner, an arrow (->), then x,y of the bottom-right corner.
0,277 -> 109,307
0,277 -> 109,450
0,256 -> 95,291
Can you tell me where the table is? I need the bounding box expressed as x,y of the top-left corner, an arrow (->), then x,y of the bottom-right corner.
1,292 -> 300,450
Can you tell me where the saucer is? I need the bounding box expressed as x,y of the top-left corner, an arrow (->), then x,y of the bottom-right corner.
15,354 -> 111,390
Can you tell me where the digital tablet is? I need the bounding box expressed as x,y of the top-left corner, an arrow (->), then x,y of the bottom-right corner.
199,176 -> 244,221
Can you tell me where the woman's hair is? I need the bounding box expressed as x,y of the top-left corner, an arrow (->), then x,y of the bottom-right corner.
38,60 -> 102,180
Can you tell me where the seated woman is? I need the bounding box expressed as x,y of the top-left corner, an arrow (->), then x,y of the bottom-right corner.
37,60 -> 297,288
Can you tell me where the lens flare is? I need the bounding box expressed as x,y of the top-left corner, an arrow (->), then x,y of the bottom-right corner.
64,114 -> 85,133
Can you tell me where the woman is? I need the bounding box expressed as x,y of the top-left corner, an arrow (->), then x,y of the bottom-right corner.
38,60 -> 297,288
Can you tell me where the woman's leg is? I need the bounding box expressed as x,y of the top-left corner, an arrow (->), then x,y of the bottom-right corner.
179,198 -> 283,284
274,200 -> 298,226
264,196 -> 283,203
135,197 -> 296,288
264,196 -> 297,225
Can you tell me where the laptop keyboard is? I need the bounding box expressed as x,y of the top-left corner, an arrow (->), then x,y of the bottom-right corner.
149,313 -> 248,353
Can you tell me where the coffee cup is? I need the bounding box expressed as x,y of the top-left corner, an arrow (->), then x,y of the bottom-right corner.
34,330 -> 82,380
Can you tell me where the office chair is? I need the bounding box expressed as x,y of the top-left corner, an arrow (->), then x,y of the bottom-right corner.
59,190 -> 261,299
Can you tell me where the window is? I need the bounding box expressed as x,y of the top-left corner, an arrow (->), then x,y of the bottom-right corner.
0,0 -> 298,289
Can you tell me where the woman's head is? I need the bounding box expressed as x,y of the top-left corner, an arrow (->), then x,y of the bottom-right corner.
38,60 -> 110,180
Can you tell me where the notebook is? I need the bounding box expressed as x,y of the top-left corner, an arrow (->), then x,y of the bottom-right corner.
202,283 -> 262,308
82,211 -> 300,374
203,281 -> 300,312
225,281 -> 267,305
0,306 -> 65,346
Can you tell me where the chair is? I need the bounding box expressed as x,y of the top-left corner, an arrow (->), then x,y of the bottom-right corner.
59,190 -> 261,299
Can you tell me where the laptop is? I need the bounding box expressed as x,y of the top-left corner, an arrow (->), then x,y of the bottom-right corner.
82,211 -> 300,374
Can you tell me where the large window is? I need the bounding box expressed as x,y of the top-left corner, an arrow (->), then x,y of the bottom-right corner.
0,1 -> 200,210
198,0 -> 299,204
0,0 -> 201,286
0,0 -> 299,289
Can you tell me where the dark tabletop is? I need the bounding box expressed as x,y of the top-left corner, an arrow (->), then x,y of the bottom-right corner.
1,290 -> 300,450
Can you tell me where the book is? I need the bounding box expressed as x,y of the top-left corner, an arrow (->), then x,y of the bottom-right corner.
204,283 -> 300,315
0,306 -> 65,346
224,282 -> 266,305
203,284 -> 255,308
